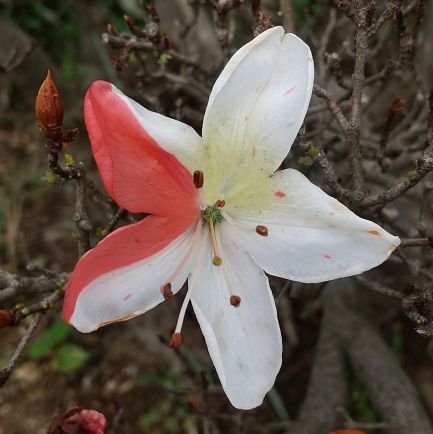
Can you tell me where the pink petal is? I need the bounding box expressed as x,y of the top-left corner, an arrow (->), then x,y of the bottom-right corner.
84,81 -> 199,216
63,214 -> 198,325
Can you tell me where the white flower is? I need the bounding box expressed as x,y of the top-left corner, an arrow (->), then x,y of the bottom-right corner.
63,27 -> 400,410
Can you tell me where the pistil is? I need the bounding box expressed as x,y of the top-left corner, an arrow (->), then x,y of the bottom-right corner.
209,218 -> 222,266
160,220 -> 203,300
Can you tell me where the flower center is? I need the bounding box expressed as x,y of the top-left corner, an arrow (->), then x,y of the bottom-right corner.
201,203 -> 222,224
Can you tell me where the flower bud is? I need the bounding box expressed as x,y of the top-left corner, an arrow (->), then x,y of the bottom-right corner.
0,310 -> 13,329
35,70 -> 64,141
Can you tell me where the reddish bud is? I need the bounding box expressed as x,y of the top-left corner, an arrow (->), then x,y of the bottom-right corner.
76,409 -> 106,434
390,98 -> 406,113
47,407 -> 106,434
169,332 -> 182,348
123,14 -> 134,27
256,225 -> 268,236
35,70 -> 63,141
230,295 -> 241,307
0,310 -> 14,329
186,393 -> 201,410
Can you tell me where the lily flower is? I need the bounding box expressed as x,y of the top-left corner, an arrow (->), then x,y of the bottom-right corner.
63,27 -> 400,410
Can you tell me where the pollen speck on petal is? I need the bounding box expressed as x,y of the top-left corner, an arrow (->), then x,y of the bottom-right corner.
274,191 -> 286,198
283,86 -> 296,96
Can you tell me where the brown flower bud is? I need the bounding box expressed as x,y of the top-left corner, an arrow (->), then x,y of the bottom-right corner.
35,70 -> 64,141
0,310 -> 13,329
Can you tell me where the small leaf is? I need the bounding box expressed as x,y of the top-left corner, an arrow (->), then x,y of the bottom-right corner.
158,52 -> 172,65
298,156 -> 314,166
63,153 -> 75,165
45,169 -> 58,184
28,320 -> 71,359
53,344 -> 90,373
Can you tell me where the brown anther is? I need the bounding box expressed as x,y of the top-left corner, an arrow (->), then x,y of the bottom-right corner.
161,282 -> 173,300
193,170 -> 204,188
256,225 -> 268,236
35,70 -> 64,141
169,332 -> 182,348
216,199 -> 225,208
212,256 -> 222,266
230,295 -> 241,307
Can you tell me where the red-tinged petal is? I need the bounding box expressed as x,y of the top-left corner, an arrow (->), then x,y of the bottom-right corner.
63,215 -> 199,331
84,81 -> 199,216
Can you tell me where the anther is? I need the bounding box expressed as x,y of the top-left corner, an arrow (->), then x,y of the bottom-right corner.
193,170 -> 204,188
216,199 -> 225,208
161,282 -> 173,300
256,225 -> 268,236
169,332 -> 182,348
230,295 -> 241,307
213,256 -> 222,266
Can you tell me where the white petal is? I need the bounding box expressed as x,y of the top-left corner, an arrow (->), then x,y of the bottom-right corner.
202,27 -> 314,174
69,224 -> 200,332
111,85 -> 203,171
224,169 -> 400,283
189,225 -> 282,409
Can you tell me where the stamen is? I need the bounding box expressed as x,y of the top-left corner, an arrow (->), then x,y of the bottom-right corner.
169,227 -> 208,349
214,226 -> 243,310
216,199 -> 225,208
169,332 -> 182,348
193,170 -> 204,188
161,220 -> 203,301
208,218 -> 222,266
230,295 -> 241,307
174,288 -> 192,334
256,225 -> 268,236
161,282 -> 173,300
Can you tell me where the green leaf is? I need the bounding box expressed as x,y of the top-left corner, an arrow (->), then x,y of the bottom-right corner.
63,153 -> 75,165
298,156 -> 315,166
28,320 -> 71,359
53,344 -> 90,373
158,52 -> 172,65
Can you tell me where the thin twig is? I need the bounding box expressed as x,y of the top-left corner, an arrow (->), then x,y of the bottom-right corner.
0,313 -> 43,387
